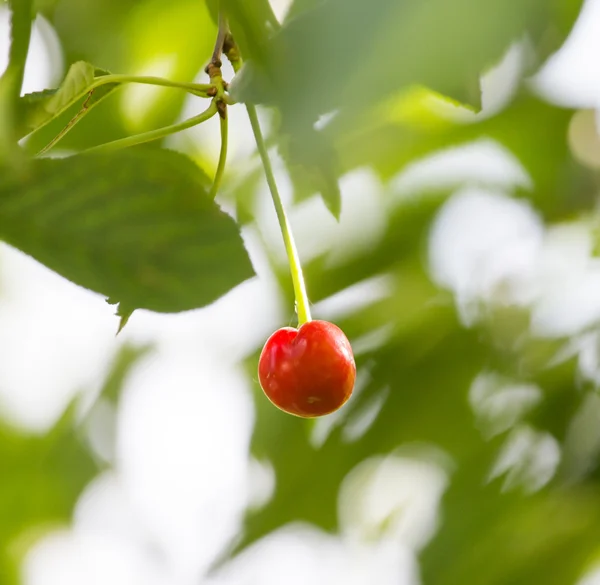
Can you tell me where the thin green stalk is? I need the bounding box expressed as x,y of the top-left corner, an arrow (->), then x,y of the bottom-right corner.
37,90 -> 95,157
246,104 -> 312,325
0,0 -> 33,167
36,76 -> 214,156
90,74 -> 213,98
81,101 -> 218,155
209,113 -> 228,199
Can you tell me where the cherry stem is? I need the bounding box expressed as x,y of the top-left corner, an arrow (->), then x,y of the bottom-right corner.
209,113 -> 228,199
210,10 -> 229,67
80,100 -> 218,155
246,103 -> 312,325
221,28 -> 312,324
90,74 -> 213,97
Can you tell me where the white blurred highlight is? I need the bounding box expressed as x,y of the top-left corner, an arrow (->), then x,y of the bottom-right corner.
391,139 -> 532,200
338,450 -> 450,550
207,524 -> 418,585
269,0 -> 294,23
530,223 -> 600,337
469,372 -> 542,439
114,346 -> 253,582
434,41 -> 526,122
24,529 -> 167,585
578,567 -> 600,585
313,275 -> 394,321
488,425 -> 561,493
533,0 -> 600,108
257,166 -> 387,269
428,188 -> 544,325
247,457 -> 276,511
0,246 -> 118,430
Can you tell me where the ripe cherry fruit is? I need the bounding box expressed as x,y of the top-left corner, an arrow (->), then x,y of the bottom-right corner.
258,320 -> 356,418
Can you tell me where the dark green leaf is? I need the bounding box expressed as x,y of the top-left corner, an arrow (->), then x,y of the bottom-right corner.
0,148 -> 255,313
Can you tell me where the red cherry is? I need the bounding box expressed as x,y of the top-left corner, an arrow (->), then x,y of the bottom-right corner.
258,320 -> 356,418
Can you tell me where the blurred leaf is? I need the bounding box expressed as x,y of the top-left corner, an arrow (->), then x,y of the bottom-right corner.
528,0 -> 587,63
421,460 -> 600,585
17,61 -> 117,141
0,148 -> 255,313
0,339 -> 150,585
97,343 -> 152,405
279,127 -> 342,219
230,0 -> 581,226
222,0 -> 279,64
0,404 -> 96,585
230,0 -> 584,205
328,92 -> 592,219
232,0 -> 537,117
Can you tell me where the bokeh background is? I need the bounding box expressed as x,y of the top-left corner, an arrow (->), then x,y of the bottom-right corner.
3,0 -> 600,583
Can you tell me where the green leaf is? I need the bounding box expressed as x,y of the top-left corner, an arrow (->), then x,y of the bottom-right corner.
106,298 -> 136,334
0,148 -> 255,313
17,61 -> 117,140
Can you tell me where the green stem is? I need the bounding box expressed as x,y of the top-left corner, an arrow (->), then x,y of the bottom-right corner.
209,112 -> 228,199
91,74 -> 213,98
210,10 -> 229,66
37,90 -> 95,156
36,76 -> 214,156
81,101 -> 218,155
246,104 -> 312,325
0,0 -> 33,166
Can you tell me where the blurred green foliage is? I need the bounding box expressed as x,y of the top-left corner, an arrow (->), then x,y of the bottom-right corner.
0,343 -> 149,584
3,0 -> 600,584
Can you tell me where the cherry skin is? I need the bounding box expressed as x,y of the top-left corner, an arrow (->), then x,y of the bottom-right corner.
258,320 -> 356,418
